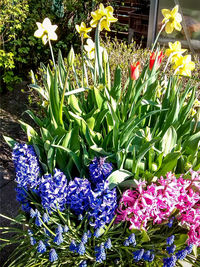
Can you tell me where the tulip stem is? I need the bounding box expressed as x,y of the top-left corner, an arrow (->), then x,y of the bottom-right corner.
48,38 -> 56,70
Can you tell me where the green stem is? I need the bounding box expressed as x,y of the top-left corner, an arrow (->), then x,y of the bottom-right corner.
81,35 -> 85,88
40,217 -> 56,236
59,69 -> 69,127
48,38 -> 56,70
151,22 -> 167,52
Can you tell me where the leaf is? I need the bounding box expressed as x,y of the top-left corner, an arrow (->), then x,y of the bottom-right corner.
155,151 -> 181,177
140,230 -> 150,243
3,136 -> 17,148
183,131 -> 200,155
161,126 -> 177,156
24,110 -> 43,127
107,169 -> 133,189
174,234 -> 188,246
52,145 -> 82,173
19,120 -> 38,142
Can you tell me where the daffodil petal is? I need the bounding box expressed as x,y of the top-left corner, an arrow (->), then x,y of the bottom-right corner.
175,13 -> 182,23
165,22 -> 174,34
43,18 -> 52,29
161,9 -> 171,19
42,34 -> 48,45
48,31 -> 57,41
34,28 -> 44,38
174,22 -> 182,31
171,5 -> 179,16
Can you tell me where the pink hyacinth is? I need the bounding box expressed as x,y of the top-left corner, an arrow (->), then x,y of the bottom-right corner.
116,170 -> 200,246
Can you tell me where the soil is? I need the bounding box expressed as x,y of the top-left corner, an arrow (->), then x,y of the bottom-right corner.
0,82 -> 32,265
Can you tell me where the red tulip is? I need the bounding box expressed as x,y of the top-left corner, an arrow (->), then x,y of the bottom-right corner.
130,61 -> 140,80
149,51 -> 164,70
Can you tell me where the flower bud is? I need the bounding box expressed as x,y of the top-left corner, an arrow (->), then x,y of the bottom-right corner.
130,61 -> 140,80
103,48 -> 109,64
67,46 -> 75,66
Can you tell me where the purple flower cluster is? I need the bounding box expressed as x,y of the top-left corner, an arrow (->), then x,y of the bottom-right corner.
89,181 -> 117,229
89,157 -> 113,185
15,186 -> 31,212
66,178 -> 93,215
12,143 -> 41,188
39,169 -> 68,212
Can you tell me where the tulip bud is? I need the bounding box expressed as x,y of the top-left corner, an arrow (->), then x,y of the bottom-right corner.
103,48 -> 108,64
130,61 -> 140,80
67,46 -> 75,66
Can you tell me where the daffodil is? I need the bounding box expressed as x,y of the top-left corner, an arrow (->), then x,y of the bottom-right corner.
90,3 -> 118,31
173,55 -> 195,77
165,41 -> 187,62
84,39 -> 103,60
34,18 -> 58,45
75,22 -> 92,39
161,5 -> 182,34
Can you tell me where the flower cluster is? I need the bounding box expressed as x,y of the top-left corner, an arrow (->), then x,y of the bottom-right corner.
89,181 -> 117,228
116,170 -> 200,246
67,178 -> 93,215
89,157 -> 113,185
39,169 -> 68,212
12,143 -> 41,188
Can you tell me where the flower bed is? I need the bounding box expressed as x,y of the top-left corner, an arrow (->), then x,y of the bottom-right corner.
1,3 -> 200,267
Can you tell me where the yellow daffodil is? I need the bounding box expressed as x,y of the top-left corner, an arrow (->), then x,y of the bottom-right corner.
90,3 -> 118,31
161,5 -> 182,34
165,41 -> 187,63
75,22 -> 92,39
173,55 -> 195,77
34,18 -> 58,45
84,39 -> 103,59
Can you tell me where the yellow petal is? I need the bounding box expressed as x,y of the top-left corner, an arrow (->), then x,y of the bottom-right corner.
171,5 -> 179,16
165,22 -> 174,34
175,13 -> 182,23
174,22 -> 182,32
161,9 -> 171,19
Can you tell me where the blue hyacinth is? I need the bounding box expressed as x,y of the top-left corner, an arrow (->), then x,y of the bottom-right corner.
163,255 -> 177,267
39,169 -> 68,212
166,235 -> 175,246
88,181 -> 117,229
35,214 -> 42,227
54,233 -> 63,245
12,143 -> 41,188
15,186 -> 31,212
133,249 -> 144,262
95,244 -> 106,263
67,178 -> 93,215
37,240 -> 46,253
166,244 -> 176,254
104,238 -> 112,249
89,157 -> 113,185
49,248 -> 58,262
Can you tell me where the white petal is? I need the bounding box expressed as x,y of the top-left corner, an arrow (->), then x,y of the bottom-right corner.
43,18 -> 52,28
34,28 -> 44,38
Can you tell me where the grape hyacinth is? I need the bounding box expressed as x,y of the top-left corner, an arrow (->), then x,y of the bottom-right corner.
42,213 -> 49,223
49,248 -> 58,262
39,169 -> 68,212
37,240 -> 46,253
69,240 -> 77,252
79,260 -> 87,267
163,255 -> 177,267
12,143 -> 41,188
67,178 -> 93,215
166,235 -> 175,246
89,157 -> 113,185
133,249 -> 144,262
77,242 -> 86,255
166,244 -> 176,254
104,238 -> 112,249
128,233 -> 136,246
89,181 -> 117,229
54,233 -> 63,245
81,233 -> 88,244
95,244 -> 106,263
30,236 -> 36,246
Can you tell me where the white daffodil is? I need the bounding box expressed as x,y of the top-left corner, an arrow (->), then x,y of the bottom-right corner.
34,18 -> 58,45
84,39 -> 103,60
